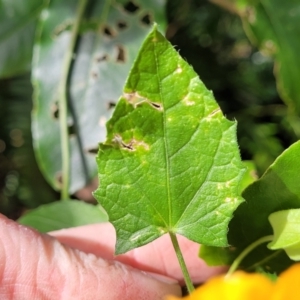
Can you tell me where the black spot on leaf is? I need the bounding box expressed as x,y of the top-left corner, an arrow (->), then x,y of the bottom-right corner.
150,102 -> 162,110
91,71 -> 98,79
123,1 -> 139,13
103,25 -> 115,37
55,172 -> 63,187
140,13 -> 152,26
95,54 -> 108,63
117,20 -> 128,30
107,101 -> 116,109
68,124 -> 76,136
116,45 -> 126,63
51,102 -> 59,119
87,147 -> 98,154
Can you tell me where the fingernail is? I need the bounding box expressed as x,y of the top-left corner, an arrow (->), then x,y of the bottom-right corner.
143,271 -> 179,285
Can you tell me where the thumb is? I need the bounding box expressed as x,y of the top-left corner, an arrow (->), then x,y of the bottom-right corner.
0,214 -> 181,299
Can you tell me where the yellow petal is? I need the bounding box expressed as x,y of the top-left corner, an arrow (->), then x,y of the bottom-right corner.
166,272 -> 273,300
272,264 -> 300,300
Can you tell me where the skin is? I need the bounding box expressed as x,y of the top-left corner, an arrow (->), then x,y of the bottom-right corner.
0,214 -> 225,300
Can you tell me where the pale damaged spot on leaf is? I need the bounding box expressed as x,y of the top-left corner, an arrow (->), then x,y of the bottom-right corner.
98,116 -> 107,128
245,6 -> 256,24
176,66 -> 183,74
124,92 -> 163,110
224,197 -> 238,204
130,233 -> 141,241
182,95 -> 195,106
112,134 -> 149,151
204,108 -> 222,121
262,40 -> 277,56
52,20 -> 73,38
218,181 -> 233,190
226,181 -> 232,188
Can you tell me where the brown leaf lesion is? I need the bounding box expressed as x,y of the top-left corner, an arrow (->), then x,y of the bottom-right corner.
112,134 -> 149,151
123,92 -> 163,111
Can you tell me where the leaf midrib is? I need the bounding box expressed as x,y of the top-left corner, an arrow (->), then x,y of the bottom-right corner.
152,34 -> 172,229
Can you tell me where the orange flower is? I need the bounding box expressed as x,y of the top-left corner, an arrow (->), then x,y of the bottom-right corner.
167,264 -> 300,300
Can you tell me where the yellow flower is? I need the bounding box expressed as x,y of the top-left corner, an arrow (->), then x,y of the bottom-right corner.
167,264 -> 300,300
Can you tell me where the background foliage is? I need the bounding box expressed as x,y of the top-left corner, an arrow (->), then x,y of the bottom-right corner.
0,0 -> 298,226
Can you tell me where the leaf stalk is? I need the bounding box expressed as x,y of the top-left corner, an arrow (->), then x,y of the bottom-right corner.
226,235 -> 274,277
169,232 -> 195,293
59,0 -> 88,200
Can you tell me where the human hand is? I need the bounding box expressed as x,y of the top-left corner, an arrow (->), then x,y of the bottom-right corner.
0,213 -> 225,299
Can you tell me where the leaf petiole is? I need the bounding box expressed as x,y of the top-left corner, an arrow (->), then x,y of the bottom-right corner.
169,232 -> 195,293
226,235 -> 274,277
59,0 -> 88,200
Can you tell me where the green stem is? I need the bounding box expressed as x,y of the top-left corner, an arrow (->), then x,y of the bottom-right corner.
247,249 -> 282,271
226,235 -> 274,277
59,0 -> 88,200
169,232 -> 195,294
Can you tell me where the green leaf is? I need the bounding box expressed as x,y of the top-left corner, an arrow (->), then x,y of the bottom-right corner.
32,0 -> 166,193
199,160 -> 257,266
223,141 -> 300,272
268,209 -> 300,261
256,268 -> 278,282
0,0 -> 46,78
18,200 -> 108,232
235,0 -> 300,114
240,160 -> 258,192
199,245 -> 235,266
94,26 -> 245,254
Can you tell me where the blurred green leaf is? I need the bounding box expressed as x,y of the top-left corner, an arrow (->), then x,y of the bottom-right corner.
94,26 -> 245,254
0,0 -> 47,78
235,0 -> 300,115
268,209 -> 300,261
240,160 -> 257,191
227,141 -> 300,272
32,0 -> 166,193
18,200 -> 108,232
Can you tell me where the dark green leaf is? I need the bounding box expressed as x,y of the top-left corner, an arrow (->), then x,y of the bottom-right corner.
32,0 -> 166,193
0,0 -> 46,78
18,200 -> 108,232
235,0 -> 300,114
240,160 -> 258,192
199,245 -> 235,266
221,141 -> 300,272
94,26 -> 245,254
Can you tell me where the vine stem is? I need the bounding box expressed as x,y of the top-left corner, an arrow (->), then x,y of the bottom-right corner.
226,235 -> 274,277
169,232 -> 195,294
59,0 -> 88,200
